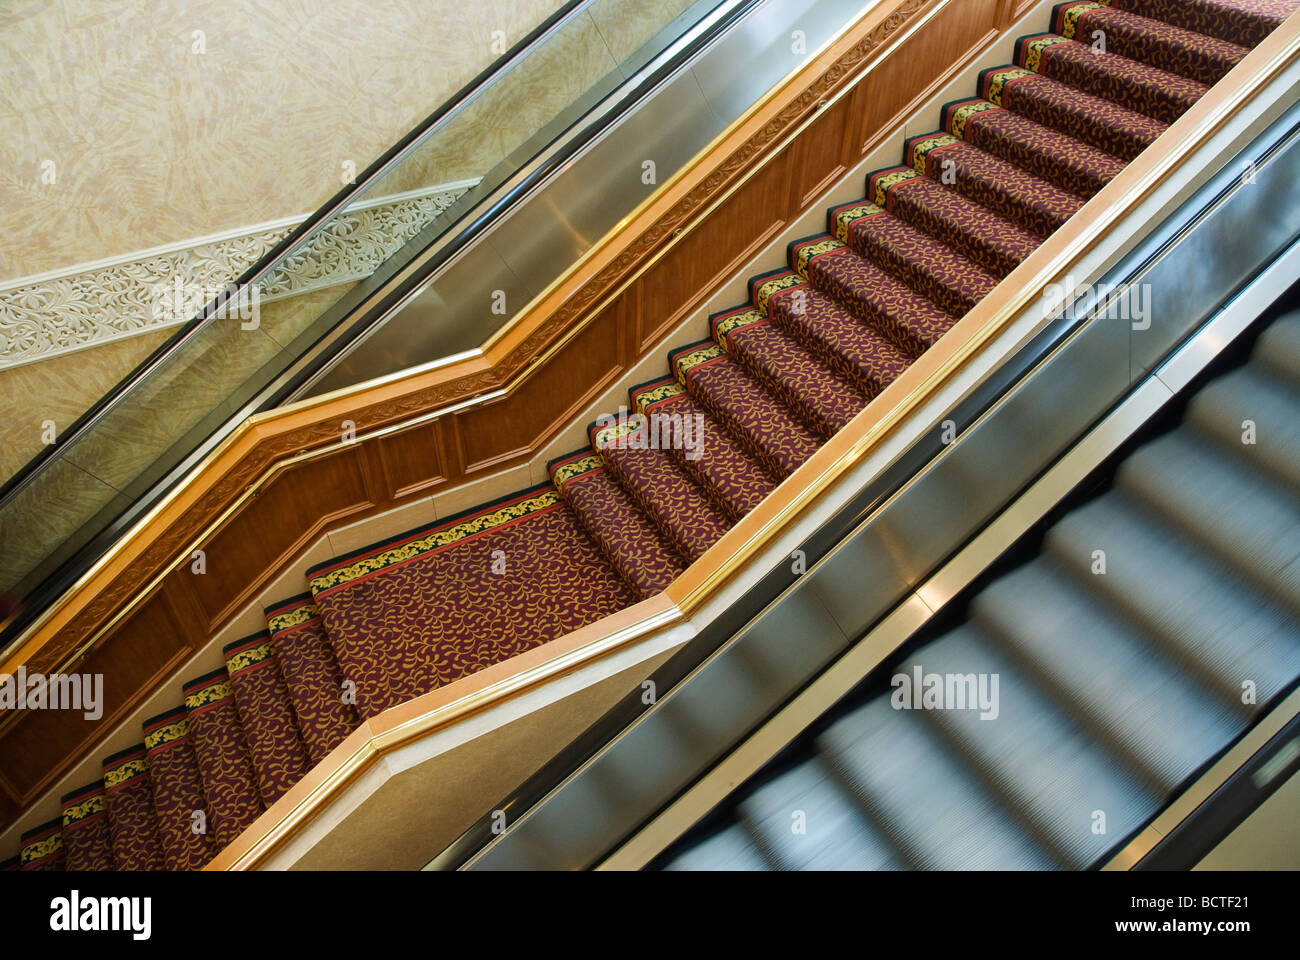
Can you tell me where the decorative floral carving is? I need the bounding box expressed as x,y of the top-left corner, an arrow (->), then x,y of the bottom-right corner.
0,184 -> 472,369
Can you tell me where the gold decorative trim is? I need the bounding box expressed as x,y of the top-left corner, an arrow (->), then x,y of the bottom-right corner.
713,308 -> 765,344
870,169 -> 919,207
946,98 -> 999,139
103,756 -> 149,789
908,132 -> 960,172
632,380 -> 684,413
672,343 -> 723,382
183,680 -> 233,712
1057,1 -> 1107,41
791,237 -> 845,276
550,455 -> 603,487
267,602 -> 319,636
310,489 -> 562,594
20,834 -> 62,863
144,718 -> 189,752
225,641 -> 274,675
61,793 -> 105,826
983,66 -> 1034,104
1021,33 -> 1074,73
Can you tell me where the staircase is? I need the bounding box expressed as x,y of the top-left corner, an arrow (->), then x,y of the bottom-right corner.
8,0 -> 1296,871
662,310 -> 1300,870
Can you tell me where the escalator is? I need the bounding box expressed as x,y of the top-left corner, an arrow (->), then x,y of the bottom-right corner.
660,307 -> 1300,870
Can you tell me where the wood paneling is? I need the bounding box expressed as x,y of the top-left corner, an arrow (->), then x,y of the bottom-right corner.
0,0 -> 1028,829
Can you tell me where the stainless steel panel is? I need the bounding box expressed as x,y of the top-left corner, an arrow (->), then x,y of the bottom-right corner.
307,0 -> 878,396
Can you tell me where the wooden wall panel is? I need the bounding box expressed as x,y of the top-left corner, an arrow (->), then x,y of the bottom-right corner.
376,422 -> 450,500
0,590 -> 191,804
0,0 -> 1027,831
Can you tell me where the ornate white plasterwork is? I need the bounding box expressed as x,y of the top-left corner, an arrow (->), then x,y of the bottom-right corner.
0,179 -> 479,370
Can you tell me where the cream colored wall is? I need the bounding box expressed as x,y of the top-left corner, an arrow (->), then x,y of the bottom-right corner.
0,0 -> 568,281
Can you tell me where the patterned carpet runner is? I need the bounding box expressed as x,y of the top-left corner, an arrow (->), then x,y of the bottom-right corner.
10,0 -> 1296,870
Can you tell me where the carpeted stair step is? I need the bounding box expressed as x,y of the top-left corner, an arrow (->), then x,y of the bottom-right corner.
102,745 -> 165,870
590,415 -> 733,561
709,306 -> 869,437
142,706 -> 218,870
793,222 -> 994,323
864,166 -> 1042,272
223,633 -> 312,805
942,98 -> 1126,199
1015,33 -> 1208,123
59,782 -> 113,871
749,269 -> 917,398
668,340 -> 822,478
1053,1 -> 1250,83
629,378 -> 776,520
182,670 -> 266,849
787,233 -> 956,354
549,451 -> 688,597
1110,0 -> 1300,47
18,817 -> 64,871
309,485 -> 637,720
265,595 -> 360,764
903,133 -> 1084,238
980,65 -> 1165,160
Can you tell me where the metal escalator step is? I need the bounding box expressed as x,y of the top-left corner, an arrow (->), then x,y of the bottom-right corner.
661,822 -> 771,871
1118,429 -> 1300,611
818,695 -> 1056,870
1186,363 -> 1300,492
1045,492 -> 1300,711
971,558 -> 1241,793
1254,310 -> 1300,388
736,757 -> 902,870
908,625 -> 1158,868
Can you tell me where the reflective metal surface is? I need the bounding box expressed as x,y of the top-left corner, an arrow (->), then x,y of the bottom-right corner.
307,0 -> 883,394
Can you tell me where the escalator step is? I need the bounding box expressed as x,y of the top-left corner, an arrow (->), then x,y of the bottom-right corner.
662,822 -> 771,871
1045,491 -> 1300,710
909,625 -> 1158,868
1186,361 -> 1300,492
971,558 -> 1241,793
736,756 -> 903,870
818,696 -> 1056,869
1118,429 -> 1300,612
1254,310 -> 1300,388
